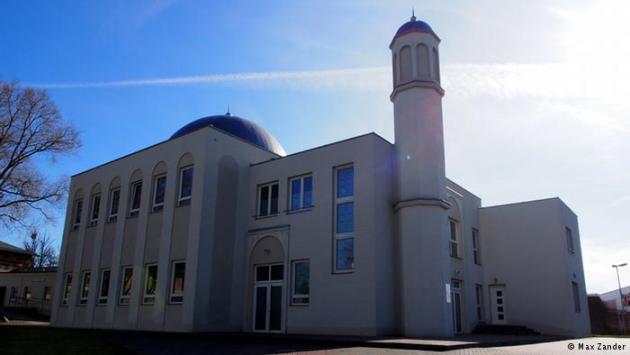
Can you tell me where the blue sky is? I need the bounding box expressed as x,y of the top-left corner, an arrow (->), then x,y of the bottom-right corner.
1,0 -> 629,293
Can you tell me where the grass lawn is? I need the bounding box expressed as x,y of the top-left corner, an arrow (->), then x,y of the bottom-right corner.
0,326 -> 134,355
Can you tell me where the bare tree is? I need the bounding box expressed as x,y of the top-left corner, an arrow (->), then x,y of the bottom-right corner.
0,80 -> 80,228
23,231 -> 58,268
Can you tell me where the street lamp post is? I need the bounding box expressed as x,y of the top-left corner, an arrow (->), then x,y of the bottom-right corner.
612,263 -> 627,334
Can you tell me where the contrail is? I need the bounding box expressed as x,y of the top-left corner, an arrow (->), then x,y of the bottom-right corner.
28,67 -> 389,89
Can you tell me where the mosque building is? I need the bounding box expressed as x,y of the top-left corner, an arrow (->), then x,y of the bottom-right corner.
51,16 -> 590,337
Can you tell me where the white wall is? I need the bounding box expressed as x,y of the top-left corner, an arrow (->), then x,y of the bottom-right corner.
480,198 -> 591,336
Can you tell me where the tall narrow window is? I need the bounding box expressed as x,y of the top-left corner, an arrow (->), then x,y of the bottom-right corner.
109,188 -> 120,222
472,228 -> 481,265
79,271 -> 91,305
23,286 -> 32,301
153,175 -> 167,211
43,286 -> 52,302
89,194 -> 101,225
449,219 -> 459,258
399,45 -> 412,82
129,181 -> 142,216
433,47 -> 440,82
566,227 -> 575,254
572,281 -> 581,312
258,182 -> 279,217
334,165 -> 354,272
73,199 -> 83,229
170,261 -> 186,304
475,284 -> 484,321
143,264 -> 158,304
119,267 -> 133,305
62,273 -> 72,305
292,260 -> 310,305
178,166 -> 193,205
289,175 -> 313,211
98,269 -> 110,305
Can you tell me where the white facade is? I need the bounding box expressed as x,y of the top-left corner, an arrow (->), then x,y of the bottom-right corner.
51,17 -> 590,337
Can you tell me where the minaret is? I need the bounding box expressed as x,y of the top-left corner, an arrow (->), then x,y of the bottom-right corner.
390,14 -> 453,337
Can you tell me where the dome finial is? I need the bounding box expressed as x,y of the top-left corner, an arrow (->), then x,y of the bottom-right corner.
411,7 -> 416,22
226,104 -> 231,116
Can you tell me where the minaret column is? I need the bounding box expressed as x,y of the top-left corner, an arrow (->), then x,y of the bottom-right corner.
390,15 -> 453,337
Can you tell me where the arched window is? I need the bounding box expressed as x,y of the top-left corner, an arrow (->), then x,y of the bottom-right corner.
392,53 -> 398,86
399,45 -> 412,83
151,161 -> 167,212
432,47 -> 441,82
416,44 -> 430,79
177,153 -> 194,206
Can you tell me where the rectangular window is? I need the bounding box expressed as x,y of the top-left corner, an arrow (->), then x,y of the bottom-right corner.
73,199 -> 83,229
258,182 -> 279,217
23,286 -> 32,301
472,228 -> 481,265
449,219 -> 459,258
334,165 -> 354,272
153,175 -> 167,210
566,227 -> 575,254
62,273 -> 72,305
119,266 -> 133,305
10,286 -> 17,300
109,188 -> 120,222
475,284 -> 484,321
143,264 -> 158,304
129,181 -> 142,216
572,281 -> 581,312
98,269 -> 110,305
90,194 -> 101,224
289,175 -> 313,211
44,286 -> 52,302
292,260 -> 310,305
79,271 -> 91,305
178,166 -> 193,204
170,261 -> 186,304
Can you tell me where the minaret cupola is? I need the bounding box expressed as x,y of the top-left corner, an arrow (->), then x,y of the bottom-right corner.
390,12 -> 443,99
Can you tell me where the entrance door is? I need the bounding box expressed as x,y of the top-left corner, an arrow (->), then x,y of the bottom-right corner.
0,287 -> 5,307
253,263 -> 284,333
490,286 -> 507,324
451,280 -> 463,333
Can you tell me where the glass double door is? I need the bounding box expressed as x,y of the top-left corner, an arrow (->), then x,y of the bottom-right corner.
253,263 -> 284,333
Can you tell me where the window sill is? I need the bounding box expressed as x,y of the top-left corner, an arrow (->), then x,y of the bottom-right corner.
289,303 -> 310,307
178,198 -> 191,207
152,205 -> 164,213
127,212 -> 139,219
88,221 -> 98,228
332,269 -> 354,275
253,214 -> 279,220
286,207 -> 313,215
107,216 -> 118,223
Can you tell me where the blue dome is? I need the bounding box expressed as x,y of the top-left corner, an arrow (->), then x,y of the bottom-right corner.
392,19 -> 438,43
170,114 -> 286,156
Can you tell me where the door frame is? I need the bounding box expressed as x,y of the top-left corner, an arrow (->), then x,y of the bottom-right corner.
489,285 -> 507,324
451,279 -> 463,334
252,263 -> 285,333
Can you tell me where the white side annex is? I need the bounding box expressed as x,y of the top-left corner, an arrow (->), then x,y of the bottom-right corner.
51,16 -> 591,337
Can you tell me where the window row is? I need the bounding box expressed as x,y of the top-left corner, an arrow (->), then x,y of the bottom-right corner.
255,165 -> 354,273
7,286 -> 52,303
448,219 -> 482,265
257,174 -> 313,217
72,166 -> 194,229
62,261 -> 186,306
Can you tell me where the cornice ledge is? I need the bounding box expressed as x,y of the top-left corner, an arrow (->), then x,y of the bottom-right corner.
394,197 -> 451,212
